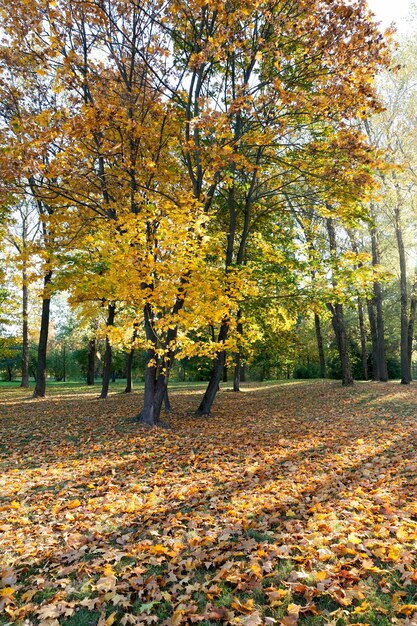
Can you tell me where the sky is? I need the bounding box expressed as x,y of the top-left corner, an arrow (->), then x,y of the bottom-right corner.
366,0 -> 415,32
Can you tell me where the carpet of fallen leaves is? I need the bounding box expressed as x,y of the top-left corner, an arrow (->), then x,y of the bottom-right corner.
1,380 -> 417,626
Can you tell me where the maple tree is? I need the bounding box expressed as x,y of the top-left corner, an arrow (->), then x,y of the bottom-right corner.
0,0 -> 390,419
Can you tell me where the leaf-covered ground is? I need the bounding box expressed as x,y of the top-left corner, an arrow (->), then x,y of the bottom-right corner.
1,380 -> 417,626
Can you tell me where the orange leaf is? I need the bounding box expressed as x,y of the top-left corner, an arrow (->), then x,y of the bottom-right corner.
231,597 -> 255,614
67,499 -> 81,509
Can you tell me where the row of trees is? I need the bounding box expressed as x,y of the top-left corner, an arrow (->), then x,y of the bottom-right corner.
1,0 -> 415,424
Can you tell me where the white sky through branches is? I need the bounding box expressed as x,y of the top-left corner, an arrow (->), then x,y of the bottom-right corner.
367,0 -> 415,32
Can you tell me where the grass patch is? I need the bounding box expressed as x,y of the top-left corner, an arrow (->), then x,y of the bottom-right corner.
61,608 -> 100,626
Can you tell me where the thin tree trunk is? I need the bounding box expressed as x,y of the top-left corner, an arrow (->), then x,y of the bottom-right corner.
367,299 -> 379,380
314,313 -> 326,378
125,348 -> 134,393
21,271 -> 29,388
328,303 -> 353,386
233,317 -> 243,391
163,387 -> 171,412
358,298 -> 368,380
346,229 -> 368,382
100,303 -> 115,399
33,272 -> 52,398
223,362 -> 227,383
197,321 -> 228,415
369,214 -> 388,381
240,362 -> 246,382
233,354 -> 241,392
326,217 -> 353,386
86,337 -> 95,385
62,344 -> 66,382
394,203 -> 411,384
337,305 -> 353,386
374,280 -> 388,381
198,350 -> 226,414
407,266 -> 417,379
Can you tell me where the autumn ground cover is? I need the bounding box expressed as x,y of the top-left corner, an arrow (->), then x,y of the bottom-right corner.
1,380 -> 417,626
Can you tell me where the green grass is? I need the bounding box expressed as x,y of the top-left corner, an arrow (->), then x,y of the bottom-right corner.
61,608 -> 100,626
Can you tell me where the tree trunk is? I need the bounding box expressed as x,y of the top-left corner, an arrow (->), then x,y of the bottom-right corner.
163,386 -> 171,412
137,303 -> 170,425
21,272 -> 29,388
367,299 -> 379,380
358,298 -> 368,380
137,278 -> 185,424
326,217 -> 353,386
197,321 -> 228,415
125,348 -> 134,393
139,366 -> 170,425
329,303 -> 354,386
407,267 -> 417,380
369,219 -> 388,381
86,337 -> 95,385
374,280 -> 388,381
233,354 -> 241,392
62,344 -> 66,382
346,230 -> 367,380
222,362 -> 227,383
314,313 -> 326,378
394,204 -> 411,384
197,351 -> 226,415
100,303 -> 115,399
140,355 -> 157,424
240,362 -> 246,382
33,271 -> 52,398
233,316 -> 243,391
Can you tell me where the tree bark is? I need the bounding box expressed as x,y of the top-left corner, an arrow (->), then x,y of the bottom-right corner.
233,354 -> 241,392
314,313 -> 326,378
197,350 -> 226,414
328,303 -> 353,386
407,267 -> 417,380
367,299 -> 379,380
86,337 -> 95,385
222,362 -> 227,383
125,348 -> 134,393
394,203 -> 411,384
163,387 -> 171,412
137,299 -> 179,425
197,321 -> 228,415
358,298 -> 368,380
326,217 -> 353,386
100,303 -> 115,399
33,271 -> 52,398
370,223 -> 388,381
21,271 -> 29,388
233,317 -> 243,391
140,354 -> 157,425
62,344 -> 66,382
139,363 -> 171,424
